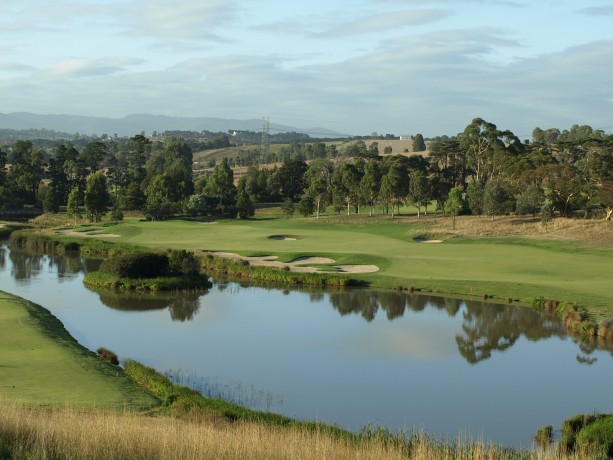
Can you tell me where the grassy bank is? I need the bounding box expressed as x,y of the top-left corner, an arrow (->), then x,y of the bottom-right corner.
0,291 -> 158,409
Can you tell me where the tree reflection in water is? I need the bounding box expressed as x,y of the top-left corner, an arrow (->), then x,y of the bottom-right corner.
4,242 -> 613,362
329,288 -> 613,365
92,289 -> 203,322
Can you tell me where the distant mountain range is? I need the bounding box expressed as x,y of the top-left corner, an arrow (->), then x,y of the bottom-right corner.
0,112 -> 348,138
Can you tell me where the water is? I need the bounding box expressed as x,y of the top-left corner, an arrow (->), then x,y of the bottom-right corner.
1,242 -> 612,448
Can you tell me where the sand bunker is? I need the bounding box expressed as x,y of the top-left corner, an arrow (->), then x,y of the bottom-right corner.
55,229 -> 120,238
414,238 -> 442,243
208,252 -> 378,274
269,235 -> 297,241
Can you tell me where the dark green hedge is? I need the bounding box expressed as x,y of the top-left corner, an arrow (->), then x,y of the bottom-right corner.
100,253 -> 169,279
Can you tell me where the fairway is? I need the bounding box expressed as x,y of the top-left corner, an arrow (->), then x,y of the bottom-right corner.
0,291 -> 158,409
99,217 -> 613,317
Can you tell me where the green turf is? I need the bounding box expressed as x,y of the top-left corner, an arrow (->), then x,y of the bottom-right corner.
99,216 -> 613,318
0,291 -> 159,409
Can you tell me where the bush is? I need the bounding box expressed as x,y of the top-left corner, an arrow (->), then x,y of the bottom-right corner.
576,415 -> 613,457
96,347 -> 119,365
167,249 -> 200,276
100,252 -> 169,279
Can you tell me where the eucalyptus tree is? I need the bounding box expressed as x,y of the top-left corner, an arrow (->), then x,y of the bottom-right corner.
460,118 -> 504,182
304,158 -> 334,218
378,163 -> 407,218
407,170 -> 430,217
332,162 -> 361,215
360,159 -> 382,216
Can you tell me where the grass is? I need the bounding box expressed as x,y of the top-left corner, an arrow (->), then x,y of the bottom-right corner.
0,403 -> 552,460
81,213 -> 613,319
0,291 -> 158,409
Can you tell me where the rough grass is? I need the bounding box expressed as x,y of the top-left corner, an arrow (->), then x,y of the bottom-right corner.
0,403 -> 546,460
0,291 -> 159,409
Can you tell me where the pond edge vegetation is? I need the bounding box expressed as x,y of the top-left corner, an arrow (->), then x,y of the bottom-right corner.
7,228 -> 610,342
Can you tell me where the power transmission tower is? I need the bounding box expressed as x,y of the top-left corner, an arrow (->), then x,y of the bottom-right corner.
260,117 -> 270,164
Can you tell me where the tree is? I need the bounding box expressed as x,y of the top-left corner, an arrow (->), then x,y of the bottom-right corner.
460,118 -> 503,182
281,198 -> 295,218
515,184 -> 545,217
378,164 -> 407,218
407,170 -> 430,217
304,159 -> 333,218
235,183 -> 255,219
144,174 -> 176,220
204,159 -> 236,212
466,180 -> 485,216
84,171 -> 110,223
483,180 -> 507,221
360,159 -> 382,216
412,134 -> 426,152
185,194 -> 209,216
42,186 -> 61,213
82,141 -> 108,172
7,140 -> 45,205
332,163 -> 361,215
66,187 -> 83,226
273,159 -> 307,199
599,181 -> 613,220
445,187 -> 463,230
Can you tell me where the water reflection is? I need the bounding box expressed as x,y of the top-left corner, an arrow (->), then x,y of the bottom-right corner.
89,289 -> 203,322
6,243 -> 99,281
3,242 -> 613,364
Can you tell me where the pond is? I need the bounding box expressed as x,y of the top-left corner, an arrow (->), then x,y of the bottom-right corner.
1,242 -> 612,448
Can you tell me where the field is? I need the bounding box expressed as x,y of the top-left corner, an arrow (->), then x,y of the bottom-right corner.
74,211 -> 613,319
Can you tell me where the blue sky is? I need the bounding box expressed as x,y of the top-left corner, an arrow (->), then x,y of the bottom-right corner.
1,0 -> 613,137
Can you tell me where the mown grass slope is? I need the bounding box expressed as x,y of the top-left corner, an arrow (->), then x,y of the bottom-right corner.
0,291 -> 159,409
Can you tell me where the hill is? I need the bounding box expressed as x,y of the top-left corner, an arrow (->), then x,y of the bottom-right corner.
0,112 -> 348,138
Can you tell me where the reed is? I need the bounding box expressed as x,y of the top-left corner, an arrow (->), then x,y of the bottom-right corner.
0,403 -> 573,460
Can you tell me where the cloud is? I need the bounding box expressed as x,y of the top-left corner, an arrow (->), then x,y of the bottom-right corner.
578,5 -> 613,16
314,9 -> 454,37
44,57 -> 146,79
121,0 -> 239,42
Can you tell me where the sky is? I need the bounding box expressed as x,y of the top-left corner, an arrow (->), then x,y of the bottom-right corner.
1,0 -> 613,138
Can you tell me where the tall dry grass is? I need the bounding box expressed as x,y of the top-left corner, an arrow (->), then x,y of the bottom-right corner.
432,215 -> 613,245
0,404 -> 587,460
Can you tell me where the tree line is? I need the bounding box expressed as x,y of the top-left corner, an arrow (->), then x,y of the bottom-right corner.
0,118 -> 612,222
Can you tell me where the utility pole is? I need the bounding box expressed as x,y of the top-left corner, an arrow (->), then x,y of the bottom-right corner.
260,117 -> 270,164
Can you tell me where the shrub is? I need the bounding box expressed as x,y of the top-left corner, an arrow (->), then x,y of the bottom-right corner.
100,252 -> 169,279
96,347 -> 119,365
167,249 -> 200,276
576,415 -> 613,457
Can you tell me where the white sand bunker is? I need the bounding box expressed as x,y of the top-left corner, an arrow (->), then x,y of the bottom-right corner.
208,252 -> 378,274
55,229 -> 120,238
269,235 -> 297,241
414,238 -> 442,243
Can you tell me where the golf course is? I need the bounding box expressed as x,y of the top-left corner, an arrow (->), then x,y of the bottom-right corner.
2,211 -> 613,458
51,212 -> 613,319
